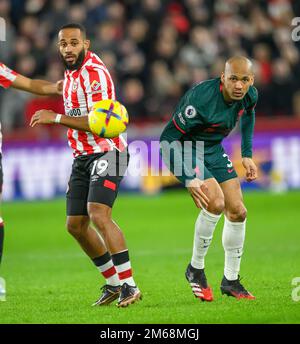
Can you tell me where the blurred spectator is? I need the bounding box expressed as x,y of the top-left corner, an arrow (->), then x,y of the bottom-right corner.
41,0 -> 69,38
0,88 -> 30,132
126,17 -> 150,55
24,0 -> 47,15
293,90 -> 300,118
253,43 -> 272,85
180,26 -> 218,69
0,0 -> 15,62
270,58 -> 294,116
1,0 -> 300,138
18,16 -> 40,40
68,3 -> 87,25
185,0 -> 211,26
121,78 -> 146,120
92,21 -> 119,53
85,0 -> 107,36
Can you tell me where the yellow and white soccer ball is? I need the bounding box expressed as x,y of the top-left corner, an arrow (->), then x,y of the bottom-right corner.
88,99 -> 129,138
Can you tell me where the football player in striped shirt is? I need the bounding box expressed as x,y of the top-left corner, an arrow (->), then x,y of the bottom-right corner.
0,62 -> 62,301
30,23 -> 141,308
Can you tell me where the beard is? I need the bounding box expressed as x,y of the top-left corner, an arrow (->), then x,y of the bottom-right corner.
60,48 -> 86,70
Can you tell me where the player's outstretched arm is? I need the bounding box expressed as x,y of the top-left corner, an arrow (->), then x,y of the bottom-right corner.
12,74 -> 63,96
30,110 -> 90,132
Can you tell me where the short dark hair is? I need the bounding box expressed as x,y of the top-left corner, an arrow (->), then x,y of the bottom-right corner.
59,23 -> 86,38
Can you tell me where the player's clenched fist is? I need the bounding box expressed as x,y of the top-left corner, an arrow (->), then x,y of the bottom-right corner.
30,110 -> 57,127
242,157 -> 258,182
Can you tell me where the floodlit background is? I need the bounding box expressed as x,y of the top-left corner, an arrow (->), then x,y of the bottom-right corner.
0,0 -> 299,324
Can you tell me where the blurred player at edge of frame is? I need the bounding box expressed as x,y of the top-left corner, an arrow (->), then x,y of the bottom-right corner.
30,23 -> 141,308
0,62 -> 62,301
160,56 -> 258,302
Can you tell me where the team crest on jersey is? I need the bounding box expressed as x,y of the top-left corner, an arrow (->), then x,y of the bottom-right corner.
184,105 -> 196,118
91,80 -> 102,92
72,81 -> 78,92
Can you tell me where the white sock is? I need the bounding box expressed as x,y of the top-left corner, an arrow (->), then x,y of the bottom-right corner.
222,216 -> 246,281
191,208 -> 222,269
111,250 -> 136,287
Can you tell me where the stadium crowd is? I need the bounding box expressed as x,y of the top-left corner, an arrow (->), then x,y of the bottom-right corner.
0,0 -> 300,135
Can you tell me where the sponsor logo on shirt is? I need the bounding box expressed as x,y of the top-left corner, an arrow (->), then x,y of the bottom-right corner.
184,105 -> 196,118
67,108 -> 82,117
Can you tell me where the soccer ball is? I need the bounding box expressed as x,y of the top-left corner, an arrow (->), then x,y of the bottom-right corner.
88,99 -> 129,138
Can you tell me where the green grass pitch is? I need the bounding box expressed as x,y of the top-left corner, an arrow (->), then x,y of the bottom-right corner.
0,190 -> 299,324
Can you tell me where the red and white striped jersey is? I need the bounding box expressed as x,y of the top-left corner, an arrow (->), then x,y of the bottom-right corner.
0,63 -> 18,153
63,51 -> 127,157
0,62 -> 17,89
